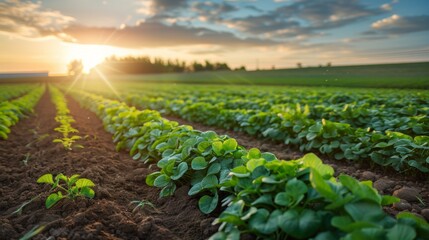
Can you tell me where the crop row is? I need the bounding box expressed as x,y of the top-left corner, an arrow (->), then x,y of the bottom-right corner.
49,85 -> 81,150
87,89 -> 429,173
0,84 -> 38,102
0,86 -> 45,140
69,89 -> 429,240
114,84 -> 428,136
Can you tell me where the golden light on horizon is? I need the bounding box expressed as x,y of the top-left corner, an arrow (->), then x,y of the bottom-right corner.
65,44 -> 132,73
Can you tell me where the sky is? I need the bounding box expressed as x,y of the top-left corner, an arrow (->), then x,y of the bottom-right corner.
0,0 -> 428,74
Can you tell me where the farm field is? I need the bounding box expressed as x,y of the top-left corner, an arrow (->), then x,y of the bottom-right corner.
2,0 -> 429,238
98,62 -> 429,89
1,79 -> 428,239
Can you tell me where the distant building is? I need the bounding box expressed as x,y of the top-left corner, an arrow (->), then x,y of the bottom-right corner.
0,71 -> 49,79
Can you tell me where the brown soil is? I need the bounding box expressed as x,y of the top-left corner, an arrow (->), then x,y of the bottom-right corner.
0,90 -> 217,240
165,115 -> 429,221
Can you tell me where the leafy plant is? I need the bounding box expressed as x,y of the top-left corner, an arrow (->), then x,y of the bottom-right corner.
49,85 -> 82,150
37,173 -> 95,209
0,86 -> 45,140
68,88 -> 429,240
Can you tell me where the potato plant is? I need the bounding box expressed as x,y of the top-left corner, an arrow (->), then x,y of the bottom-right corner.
37,173 -> 95,209
69,89 -> 429,239
49,85 -> 81,150
0,86 -> 45,140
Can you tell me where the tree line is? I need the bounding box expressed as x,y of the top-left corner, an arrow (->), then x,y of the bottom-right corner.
88,56 -> 245,75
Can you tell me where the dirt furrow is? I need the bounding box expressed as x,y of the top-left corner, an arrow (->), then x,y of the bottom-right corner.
0,89 -> 215,240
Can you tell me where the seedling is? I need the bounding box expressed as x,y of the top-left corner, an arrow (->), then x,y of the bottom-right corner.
22,153 -> 31,166
11,194 -> 41,215
130,199 -> 158,213
37,173 -> 95,209
19,225 -> 46,240
53,135 -> 82,150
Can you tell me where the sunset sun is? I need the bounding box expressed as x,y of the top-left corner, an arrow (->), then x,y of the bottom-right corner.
65,44 -> 131,73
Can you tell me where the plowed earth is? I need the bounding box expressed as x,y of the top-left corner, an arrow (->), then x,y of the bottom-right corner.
0,91 -> 217,240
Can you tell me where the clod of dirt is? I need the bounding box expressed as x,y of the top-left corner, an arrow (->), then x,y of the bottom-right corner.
393,199 -> 412,211
373,178 -> 396,193
393,187 -> 421,202
421,209 -> 429,221
360,171 -> 377,181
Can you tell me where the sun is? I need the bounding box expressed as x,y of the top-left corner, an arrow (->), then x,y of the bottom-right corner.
66,44 -> 119,73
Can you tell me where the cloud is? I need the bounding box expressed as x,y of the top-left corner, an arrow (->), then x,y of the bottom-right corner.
191,2 -> 238,22
366,14 -> 429,35
223,0 -> 383,39
137,0 -> 187,17
380,3 -> 392,11
0,0 -> 74,38
60,21 -> 276,48
372,14 -> 400,29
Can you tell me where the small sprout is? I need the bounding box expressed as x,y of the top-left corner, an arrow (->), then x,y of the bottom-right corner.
19,225 -> 46,240
130,199 -> 158,213
22,153 -> 31,166
11,195 -> 41,216
37,173 -> 95,209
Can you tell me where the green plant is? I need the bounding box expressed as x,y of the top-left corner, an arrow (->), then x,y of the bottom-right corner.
49,85 -> 82,150
19,225 -> 46,240
67,88 -> 429,239
11,194 -> 41,215
37,173 -> 95,209
130,199 -> 157,213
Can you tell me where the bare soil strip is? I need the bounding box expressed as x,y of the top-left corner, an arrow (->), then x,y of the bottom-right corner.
165,115 -> 429,221
0,91 -> 216,240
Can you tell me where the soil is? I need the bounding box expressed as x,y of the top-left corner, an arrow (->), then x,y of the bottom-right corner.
0,90 -> 217,240
165,115 -> 429,221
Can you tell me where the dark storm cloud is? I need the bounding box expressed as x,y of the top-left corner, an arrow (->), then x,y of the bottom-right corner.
364,15 -> 429,35
60,21 -> 276,48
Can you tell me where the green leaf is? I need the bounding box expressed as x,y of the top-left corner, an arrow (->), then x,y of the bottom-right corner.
344,201 -> 384,222
199,193 -> 219,214
381,195 -> 400,206
247,148 -> 261,159
154,174 -> 170,188
37,174 -> 54,184
278,209 -> 321,239
191,156 -> 208,170
45,192 -> 63,209
197,141 -> 211,153
207,163 -> 221,175
274,192 -> 290,206
223,139 -> 238,153
68,174 -> 81,186
309,169 -> 337,201
249,209 -> 281,235
212,141 -> 223,155
202,175 -> 218,189
302,153 -> 334,178
160,182 -> 176,197
146,172 -> 161,186
80,187 -> 95,198
171,162 -> 188,180
246,158 -> 265,172
188,182 -> 203,196
286,178 -> 308,196
75,178 -> 95,188
386,224 -> 416,240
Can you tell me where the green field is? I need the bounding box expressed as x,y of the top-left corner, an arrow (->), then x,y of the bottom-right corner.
92,62 -> 429,89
